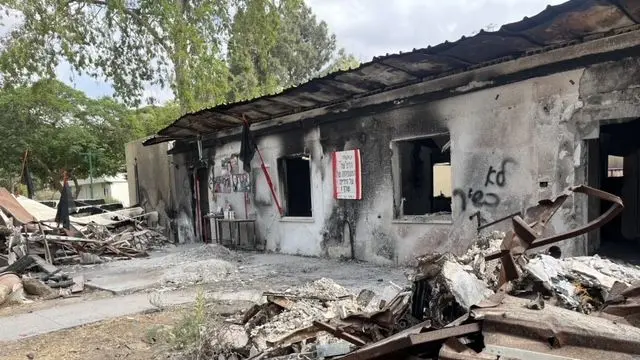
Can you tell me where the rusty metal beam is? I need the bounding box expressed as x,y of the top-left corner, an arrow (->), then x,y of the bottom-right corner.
486,185 -> 623,261
313,321 -> 367,346
485,185 -> 624,285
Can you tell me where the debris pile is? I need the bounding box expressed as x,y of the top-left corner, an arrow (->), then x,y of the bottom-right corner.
513,253 -> 640,314
0,188 -> 170,271
0,187 -> 171,306
205,278 -> 415,359
0,255 -> 86,307
409,231 -> 503,327
211,185 -> 640,359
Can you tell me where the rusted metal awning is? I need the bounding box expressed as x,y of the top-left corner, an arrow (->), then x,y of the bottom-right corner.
0,188 -> 37,224
152,0 -> 640,144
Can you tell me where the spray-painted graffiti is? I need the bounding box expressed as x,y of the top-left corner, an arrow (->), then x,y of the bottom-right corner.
453,158 -> 517,227
484,158 -> 516,188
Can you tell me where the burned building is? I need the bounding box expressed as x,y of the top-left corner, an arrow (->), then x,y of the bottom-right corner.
138,0 -> 640,264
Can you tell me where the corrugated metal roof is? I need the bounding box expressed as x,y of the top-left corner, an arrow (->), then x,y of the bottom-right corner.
150,0 -> 640,144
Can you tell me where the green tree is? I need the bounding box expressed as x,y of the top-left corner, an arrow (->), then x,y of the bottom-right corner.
320,48 -> 361,76
227,0 -> 338,101
0,0 -> 232,113
126,103 -> 182,138
0,79 -> 133,193
0,0 -> 357,112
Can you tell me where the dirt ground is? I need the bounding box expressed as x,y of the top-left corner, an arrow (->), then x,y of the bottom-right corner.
0,309 -> 180,360
0,300 -> 252,360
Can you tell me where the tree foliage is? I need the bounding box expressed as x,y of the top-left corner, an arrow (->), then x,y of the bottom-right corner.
227,0 -> 336,101
126,103 -> 182,139
0,0 -> 359,194
0,0 -> 352,112
0,0 -> 233,113
0,79 -> 132,190
320,48 -> 361,77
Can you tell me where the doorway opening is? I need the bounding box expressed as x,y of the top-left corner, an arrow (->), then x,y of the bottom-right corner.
278,154 -> 313,217
596,119 -> 640,263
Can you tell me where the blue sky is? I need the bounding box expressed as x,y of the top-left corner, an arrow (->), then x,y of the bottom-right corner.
6,0 -> 567,105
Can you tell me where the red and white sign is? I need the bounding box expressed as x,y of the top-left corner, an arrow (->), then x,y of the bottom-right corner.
332,149 -> 362,200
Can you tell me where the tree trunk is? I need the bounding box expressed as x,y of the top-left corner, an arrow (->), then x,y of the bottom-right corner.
71,176 -> 81,199
173,0 -> 191,114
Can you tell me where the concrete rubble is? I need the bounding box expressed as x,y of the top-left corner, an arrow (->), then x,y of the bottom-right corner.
207,278 -> 412,359
204,186 -> 640,359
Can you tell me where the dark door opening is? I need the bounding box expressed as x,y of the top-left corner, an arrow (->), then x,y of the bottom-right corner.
597,119 -> 640,263
279,156 -> 312,217
197,166 -> 211,243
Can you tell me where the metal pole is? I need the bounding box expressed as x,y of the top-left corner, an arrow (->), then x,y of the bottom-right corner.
88,152 -> 94,199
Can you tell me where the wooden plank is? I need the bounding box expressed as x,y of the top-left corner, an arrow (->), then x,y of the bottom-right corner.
44,237 -> 52,264
30,254 -> 60,275
45,235 -> 103,243
4,255 -> 35,274
267,295 -> 296,310
313,321 -> 367,346
70,275 -> 85,293
408,323 -> 481,345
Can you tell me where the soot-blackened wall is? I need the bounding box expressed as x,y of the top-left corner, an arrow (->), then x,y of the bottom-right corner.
206,57 -> 640,264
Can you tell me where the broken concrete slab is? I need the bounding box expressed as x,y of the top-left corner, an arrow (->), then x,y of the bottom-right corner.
217,324 -> 250,350
70,275 -> 85,293
30,254 -> 60,275
441,260 -> 493,310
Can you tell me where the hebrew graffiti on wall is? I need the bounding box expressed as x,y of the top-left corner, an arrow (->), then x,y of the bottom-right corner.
453,158 -> 517,227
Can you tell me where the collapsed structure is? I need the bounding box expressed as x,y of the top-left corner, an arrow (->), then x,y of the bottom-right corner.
205,185 -> 640,359
133,0 -> 640,266
0,187 -> 169,305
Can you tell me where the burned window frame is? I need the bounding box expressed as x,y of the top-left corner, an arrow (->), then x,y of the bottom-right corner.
277,153 -> 314,218
391,133 -> 452,222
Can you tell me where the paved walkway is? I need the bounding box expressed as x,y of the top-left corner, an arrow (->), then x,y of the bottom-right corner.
0,289 -> 263,342
0,290 -> 192,342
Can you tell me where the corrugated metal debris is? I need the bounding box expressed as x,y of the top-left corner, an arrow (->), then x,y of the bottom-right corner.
0,187 -> 171,304
150,0 -> 640,143
206,184 -> 640,359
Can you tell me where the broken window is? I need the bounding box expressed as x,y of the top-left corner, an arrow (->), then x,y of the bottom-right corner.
278,155 -> 313,217
608,155 -> 624,178
393,135 -> 452,219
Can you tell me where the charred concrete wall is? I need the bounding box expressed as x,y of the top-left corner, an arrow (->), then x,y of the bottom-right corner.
126,139 -> 196,244
207,56 -> 640,264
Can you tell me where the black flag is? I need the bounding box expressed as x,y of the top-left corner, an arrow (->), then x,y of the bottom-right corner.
55,176 -> 72,229
21,164 -> 35,199
21,151 -> 35,198
239,121 -> 255,173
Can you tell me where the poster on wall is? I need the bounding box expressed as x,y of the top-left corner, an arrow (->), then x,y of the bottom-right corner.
213,154 -> 252,193
332,149 -> 362,200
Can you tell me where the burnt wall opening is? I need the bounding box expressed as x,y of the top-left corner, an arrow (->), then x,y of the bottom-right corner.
597,119 -> 640,262
394,135 -> 452,218
278,155 -> 312,217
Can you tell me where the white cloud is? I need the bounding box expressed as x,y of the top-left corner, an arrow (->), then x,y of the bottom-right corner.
306,0 -> 566,61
